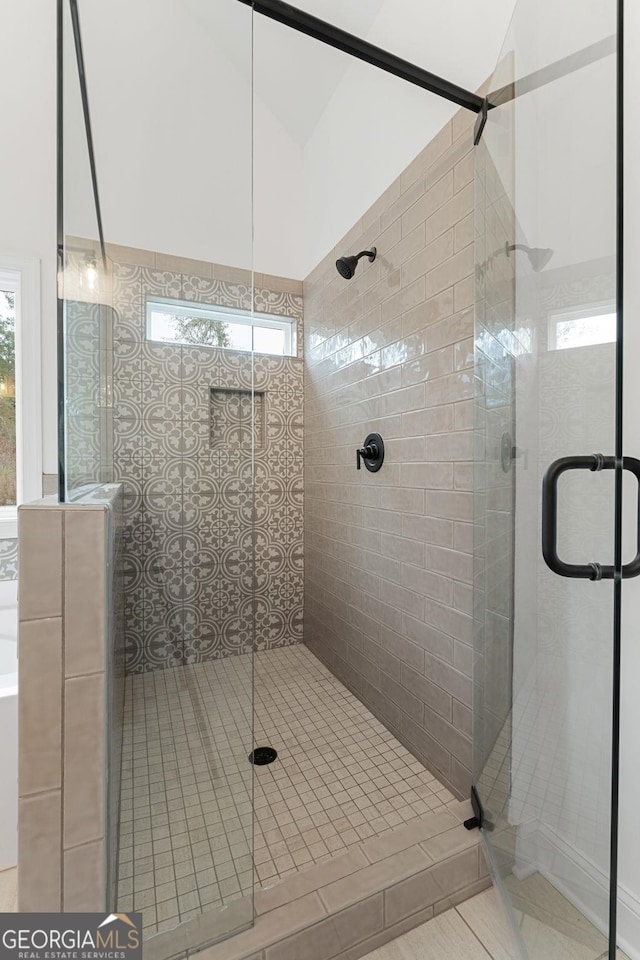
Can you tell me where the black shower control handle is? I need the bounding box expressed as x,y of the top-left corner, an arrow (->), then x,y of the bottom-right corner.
356,433 -> 385,473
357,444 -> 378,470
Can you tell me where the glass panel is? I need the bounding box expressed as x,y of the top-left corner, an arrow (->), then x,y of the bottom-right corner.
0,286 -> 16,508
474,3 -> 618,957
70,0 -> 256,954
60,0 -> 113,501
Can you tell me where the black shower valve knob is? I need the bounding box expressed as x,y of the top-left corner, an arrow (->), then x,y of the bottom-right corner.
356,433 -> 385,472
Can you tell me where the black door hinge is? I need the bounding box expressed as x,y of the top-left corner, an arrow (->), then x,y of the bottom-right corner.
464,785 -> 485,830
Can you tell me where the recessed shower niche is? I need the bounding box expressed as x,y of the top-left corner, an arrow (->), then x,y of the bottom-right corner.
209,387 -> 265,450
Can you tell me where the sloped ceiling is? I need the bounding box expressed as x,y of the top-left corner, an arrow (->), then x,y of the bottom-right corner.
78,0 -> 516,277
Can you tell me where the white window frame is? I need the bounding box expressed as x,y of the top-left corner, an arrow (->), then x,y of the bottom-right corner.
146,296 -> 297,357
0,256 -> 43,539
548,301 -> 617,352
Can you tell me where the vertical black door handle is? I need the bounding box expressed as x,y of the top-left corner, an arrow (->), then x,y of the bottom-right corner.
542,454 -> 640,580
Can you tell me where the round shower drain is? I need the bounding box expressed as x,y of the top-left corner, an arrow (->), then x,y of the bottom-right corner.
249,746 -> 278,766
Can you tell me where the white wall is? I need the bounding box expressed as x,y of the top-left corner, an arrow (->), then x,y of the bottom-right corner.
0,0 -> 57,476
301,0 -> 515,274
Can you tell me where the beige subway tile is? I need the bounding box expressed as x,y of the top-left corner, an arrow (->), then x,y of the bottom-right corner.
18,790 -> 62,911
453,699 -> 472,738
454,463 -> 474,491
421,825 -> 478,864
402,514 -> 453,548
402,231 -> 454,288
402,345 -> 453,388
380,276 -> 426,325
259,273 -> 303,295
379,487 -> 424,515
402,288 -> 454,337
360,810 -> 457,864
379,531 -> 424,566
454,150 -> 475,194
425,131 -> 478,195
428,847 -> 480,898
402,616 -> 453,665
266,895 -> 383,960
378,672 -> 423,723
399,463 -> 453,491
64,840 -> 105,910
155,251 -> 212,277
425,246 -> 474,302
426,490 -> 473,523
213,262 -> 253,285
18,507 -> 62,620
449,758 -> 471,799
379,580 -> 424,621
401,663 -> 453,721
64,674 -> 105,848
143,925 -> 191,960
429,307 -> 474,350
340,907 -> 435,960
425,183 -> 474,246
454,275 -> 475,312
426,545 -> 473,585
319,847 -> 430,914
423,650 -> 472,706
196,893 -> 326,960
455,212 -> 474,252
402,171 -> 454,238
64,510 -> 106,678
454,399 -> 474,431
105,242 -> 156,267
256,848 -> 369,915
401,717 -> 451,783
19,618 -> 62,795
381,177 -> 426,232
385,866 -> 445,926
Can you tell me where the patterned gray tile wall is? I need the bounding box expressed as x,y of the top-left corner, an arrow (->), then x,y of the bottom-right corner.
62,244 -> 114,497
303,107 -> 476,799
0,538 -> 18,580
108,247 -> 304,674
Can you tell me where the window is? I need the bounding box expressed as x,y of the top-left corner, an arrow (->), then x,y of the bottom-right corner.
0,284 -> 16,509
548,304 -> 616,351
146,297 -> 297,357
0,258 -> 42,539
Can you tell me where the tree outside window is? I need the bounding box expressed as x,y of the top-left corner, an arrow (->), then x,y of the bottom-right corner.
0,290 -> 16,506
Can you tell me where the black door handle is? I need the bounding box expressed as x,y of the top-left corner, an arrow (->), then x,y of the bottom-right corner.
542,454 -> 640,580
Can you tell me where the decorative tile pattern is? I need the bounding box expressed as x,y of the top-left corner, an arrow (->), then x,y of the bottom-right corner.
0,538 -> 18,580
111,253 -> 304,673
210,389 -> 264,449
116,645 -> 453,938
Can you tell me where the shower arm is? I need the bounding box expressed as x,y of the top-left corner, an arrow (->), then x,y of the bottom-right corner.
237,0 -> 489,142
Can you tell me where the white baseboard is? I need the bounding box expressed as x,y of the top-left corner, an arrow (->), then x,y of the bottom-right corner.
514,820 -> 640,960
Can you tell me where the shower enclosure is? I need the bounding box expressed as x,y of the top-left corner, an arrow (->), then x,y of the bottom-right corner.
474,1 -> 626,958
56,0 -> 629,958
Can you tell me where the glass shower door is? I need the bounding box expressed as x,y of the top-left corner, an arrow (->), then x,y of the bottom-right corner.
473,1 -> 620,957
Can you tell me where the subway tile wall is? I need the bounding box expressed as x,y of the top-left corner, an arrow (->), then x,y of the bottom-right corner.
108,247 -> 304,674
303,107 -> 476,798
17,486 -> 124,912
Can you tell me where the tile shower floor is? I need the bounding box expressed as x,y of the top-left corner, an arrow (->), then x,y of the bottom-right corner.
117,644 -> 454,936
